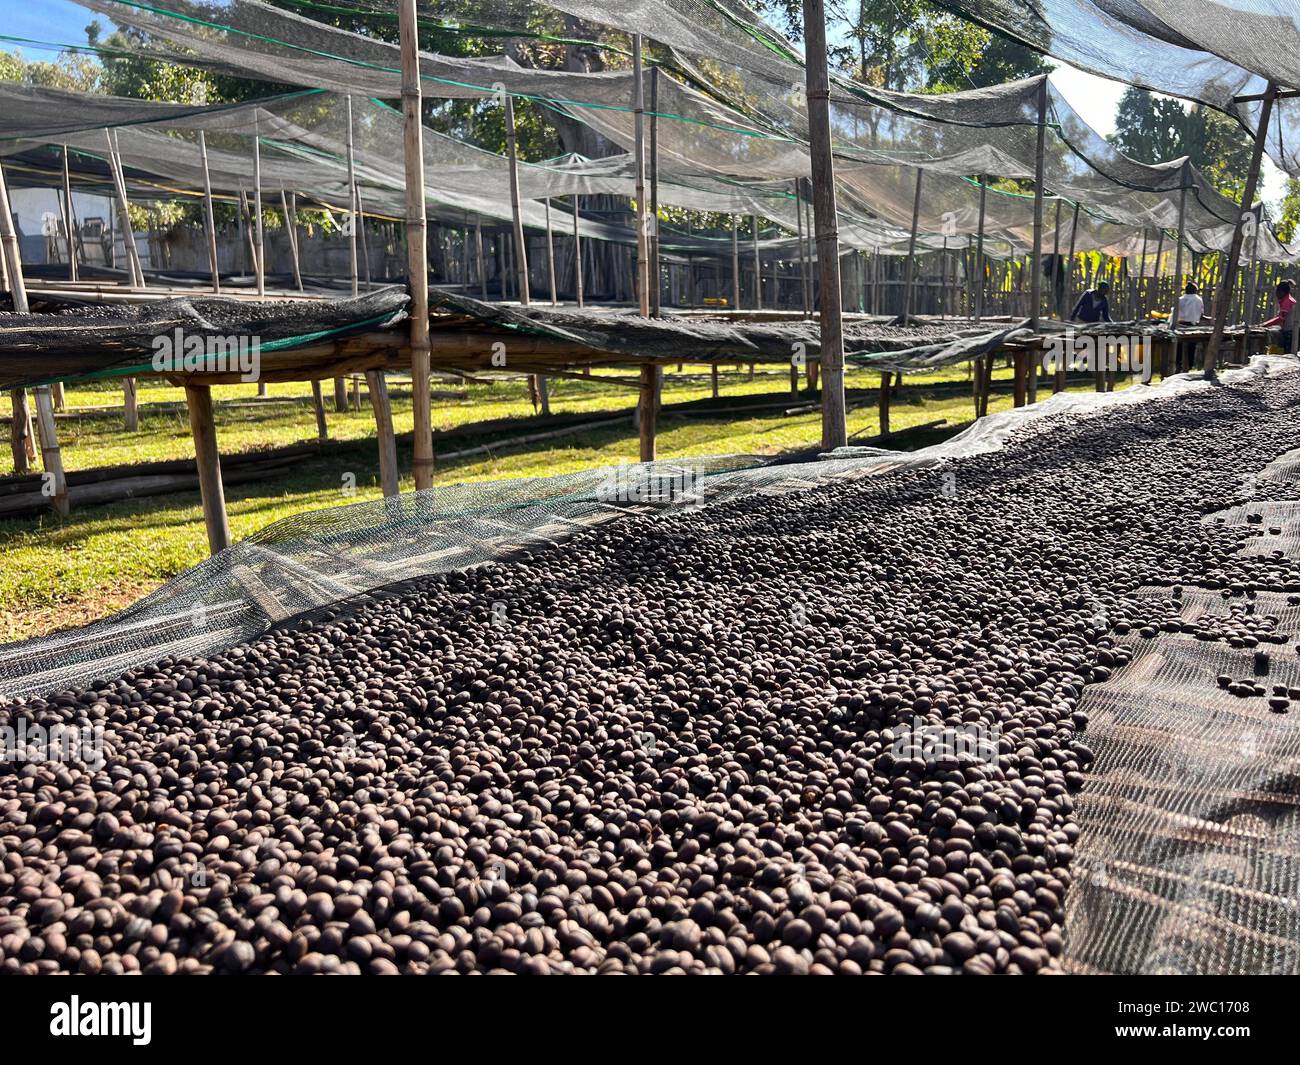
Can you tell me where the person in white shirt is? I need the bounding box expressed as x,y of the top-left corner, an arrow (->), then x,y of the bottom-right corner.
1171,282 -> 1207,371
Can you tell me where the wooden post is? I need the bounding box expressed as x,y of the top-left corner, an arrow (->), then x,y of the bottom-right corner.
544,199 -> 558,305
198,131 -> 221,294
902,169 -> 923,321
252,121 -> 265,299
638,364 -> 657,461
1205,88 -> 1274,373
649,67 -> 661,317
60,146 -> 78,283
803,0 -> 848,450
974,181 -> 987,323
310,379 -> 328,442
712,364 -> 721,399
399,0 -> 434,491
123,377 -> 138,431
632,35 -> 650,316
752,216 -> 762,309
1064,202 -> 1080,318
572,197 -> 584,307
9,390 -> 33,474
282,189 -> 303,292
2,163 -> 69,511
503,95 -> 531,306
365,370 -> 400,498
185,385 -> 230,554
878,373 -> 891,436
334,378 -> 349,413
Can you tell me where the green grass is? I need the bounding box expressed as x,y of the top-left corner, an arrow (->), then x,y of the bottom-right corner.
0,362 -> 1109,642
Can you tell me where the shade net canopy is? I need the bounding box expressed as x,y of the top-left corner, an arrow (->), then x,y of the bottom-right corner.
930,0 -> 1300,177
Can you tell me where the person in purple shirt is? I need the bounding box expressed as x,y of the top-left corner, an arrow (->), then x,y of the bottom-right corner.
1070,281 -> 1112,323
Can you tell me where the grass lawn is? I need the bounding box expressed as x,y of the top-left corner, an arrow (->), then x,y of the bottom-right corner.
0,361 -> 1109,642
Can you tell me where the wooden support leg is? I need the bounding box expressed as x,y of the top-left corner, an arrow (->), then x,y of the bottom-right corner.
537,375 -> 551,416
334,377 -> 349,413
1054,368 -> 1065,394
52,383 -> 65,412
32,385 -> 68,517
351,375 -> 362,412
124,377 -> 139,431
972,357 -> 983,418
310,379 -> 328,442
9,388 -> 34,473
365,370 -> 399,498
185,384 -> 231,555
879,373 -> 891,436
712,364 -> 721,400
1013,351 -> 1027,408
638,364 -> 657,463
528,374 -> 541,414
807,360 -> 819,391
789,362 -> 799,398
748,363 -> 755,381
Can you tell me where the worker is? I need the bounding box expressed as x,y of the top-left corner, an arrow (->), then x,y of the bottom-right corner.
1070,280 -> 1112,323
1170,282 -> 1208,372
1262,279 -> 1296,353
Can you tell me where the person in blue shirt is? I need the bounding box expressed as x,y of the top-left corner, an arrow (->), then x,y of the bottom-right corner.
1070,281 -> 1112,323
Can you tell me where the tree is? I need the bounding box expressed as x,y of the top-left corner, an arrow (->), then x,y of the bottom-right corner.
760,0 -> 1044,90
1277,179 -> 1300,244
1110,87 -> 1252,201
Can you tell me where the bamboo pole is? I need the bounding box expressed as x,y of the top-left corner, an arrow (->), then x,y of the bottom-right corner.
794,178 -> 809,318
252,120 -> 265,299
197,131 -> 221,294
399,0 -> 434,492
1204,89 -> 1274,373
752,215 -> 762,309
731,216 -> 740,309
282,189 -> 303,292
544,198 -> 558,305
60,146 -> 78,283
104,131 -> 143,287
1051,199 -> 1061,318
803,0 -> 847,450
632,35 -> 650,316
356,182 -> 372,291
476,218 -> 487,298
649,66 -> 661,317
572,197 -> 584,307
346,94 -> 359,298
1172,163 -> 1189,318
504,95 -> 530,306
974,181 -> 987,323
902,169 -> 923,321
1029,76 -> 1047,332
